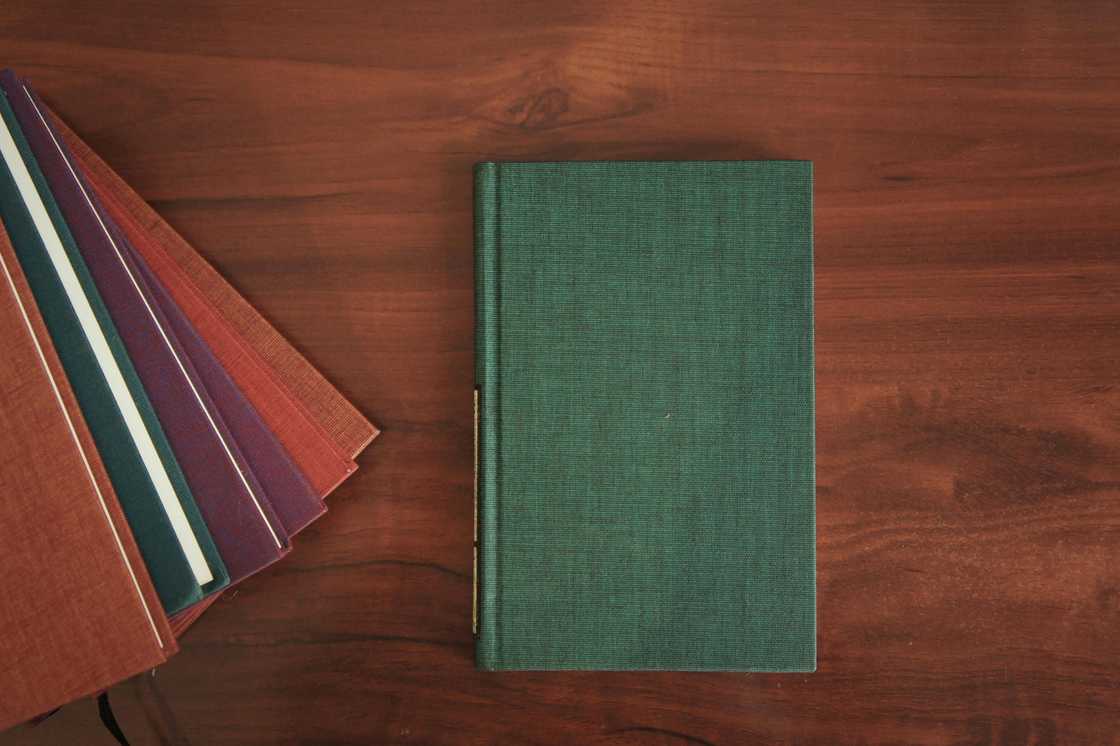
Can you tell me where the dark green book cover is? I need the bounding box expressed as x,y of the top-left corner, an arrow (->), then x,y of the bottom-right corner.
474,161 -> 815,671
0,93 -> 228,613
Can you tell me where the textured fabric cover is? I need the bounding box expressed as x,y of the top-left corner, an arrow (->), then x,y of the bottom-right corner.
0,93 -> 208,614
133,244 -> 325,536
475,161 -> 816,671
0,223 -> 172,731
47,107 -> 378,483
2,71 -> 288,585
38,92 -> 369,636
77,151 -> 356,496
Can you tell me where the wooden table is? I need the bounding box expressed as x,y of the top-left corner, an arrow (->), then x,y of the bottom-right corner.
3,2 -> 1118,744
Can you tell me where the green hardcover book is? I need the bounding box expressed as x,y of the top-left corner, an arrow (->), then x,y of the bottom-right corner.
474,161 -> 815,671
0,93 -> 228,613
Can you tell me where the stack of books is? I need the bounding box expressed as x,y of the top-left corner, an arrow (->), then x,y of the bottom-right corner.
0,69 -> 377,730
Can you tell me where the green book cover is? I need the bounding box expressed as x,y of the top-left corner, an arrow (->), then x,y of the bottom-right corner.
475,161 -> 815,671
0,93 -> 228,613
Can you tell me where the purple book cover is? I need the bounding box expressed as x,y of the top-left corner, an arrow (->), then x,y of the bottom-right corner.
132,243 -> 327,536
4,71 -> 296,582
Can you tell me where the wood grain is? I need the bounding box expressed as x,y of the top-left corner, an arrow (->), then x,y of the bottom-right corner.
2,1 -> 1118,743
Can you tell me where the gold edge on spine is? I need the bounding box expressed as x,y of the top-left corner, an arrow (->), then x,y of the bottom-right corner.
473,386 -> 479,637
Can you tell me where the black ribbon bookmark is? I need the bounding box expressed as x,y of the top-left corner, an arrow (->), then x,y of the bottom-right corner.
97,692 -> 130,746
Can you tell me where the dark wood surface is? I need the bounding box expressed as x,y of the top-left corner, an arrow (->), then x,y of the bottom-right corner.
3,1 -> 1119,744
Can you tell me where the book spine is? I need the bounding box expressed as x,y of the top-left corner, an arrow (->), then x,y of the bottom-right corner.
474,162 -> 499,669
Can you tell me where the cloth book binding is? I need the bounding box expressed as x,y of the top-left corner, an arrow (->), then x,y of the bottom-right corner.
51,111 -> 379,494
45,95 -> 379,634
475,161 -> 816,671
0,92 -> 221,613
133,248 -> 326,537
0,69 -> 379,730
2,72 -> 291,584
0,222 -> 174,732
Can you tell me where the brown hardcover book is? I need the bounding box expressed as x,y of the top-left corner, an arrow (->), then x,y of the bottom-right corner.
0,223 -> 175,731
